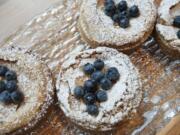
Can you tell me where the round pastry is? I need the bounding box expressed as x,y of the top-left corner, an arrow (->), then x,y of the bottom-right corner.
156,0 -> 180,58
57,47 -> 142,131
0,47 -> 54,134
78,0 -> 157,53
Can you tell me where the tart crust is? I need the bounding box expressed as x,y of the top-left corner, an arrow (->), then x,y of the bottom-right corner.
0,47 -> 54,134
156,0 -> 180,58
57,47 -> 142,131
78,0 -> 157,53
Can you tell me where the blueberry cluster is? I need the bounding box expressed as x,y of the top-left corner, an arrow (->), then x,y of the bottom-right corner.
104,0 -> 140,28
173,16 -> 180,39
74,59 -> 120,116
0,65 -> 24,105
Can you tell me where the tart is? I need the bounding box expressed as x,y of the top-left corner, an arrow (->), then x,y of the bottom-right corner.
78,0 -> 157,53
156,0 -> 180,58
0,47 -> 54,134
57,47 -> 142,131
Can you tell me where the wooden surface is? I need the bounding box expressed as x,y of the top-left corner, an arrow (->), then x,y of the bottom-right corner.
157,115 -> 180,135
0,0 -> 59,44
0,0 -> 179,135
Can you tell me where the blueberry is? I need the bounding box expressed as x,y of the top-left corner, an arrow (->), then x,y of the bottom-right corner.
112,14 -> 119,23
5,70 -> 17,81
94,59 -> 105,70
106,67 -> 120,82
87,104 -> 99,116
11,91 -> 24,104
177,30 -> 180,39
96,90 -> 108,102
0,90 -> 12,104
83,93 -> 96,104
104,0 -> 115,5
91,71 -> 104,82
118,0 -> 127,12
83,63 -> 95,75
100,78 -> 112,90
0,66 -> 8,76
104,3 -> 116,17
0,81 -> 6,93
74,86 -> 84,99
119,17 -> 129,28
119,10 -> 129,19
84,79 -> 97,93
173,16 -> 180,28
6,81 -> 17,92
129,5 -> 140,18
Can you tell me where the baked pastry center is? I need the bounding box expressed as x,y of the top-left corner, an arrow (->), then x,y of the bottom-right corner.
79,0 -> 157,52
73,58 -> 120,116
57,47 -> 142,131
103,0 -> 140,28
0,47 -> 54,134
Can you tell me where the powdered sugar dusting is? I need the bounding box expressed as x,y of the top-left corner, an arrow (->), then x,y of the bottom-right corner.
57,47 -> 142,131
0,47 -> 54,134
79,0 -> 157,50
156,0 -> 180,51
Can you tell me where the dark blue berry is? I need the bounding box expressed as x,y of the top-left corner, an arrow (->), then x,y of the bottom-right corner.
0,81 -> 6,93
106,67 -> 120,82
74,86 -> 84,99
87,104 -> 99,115
100,78 -> 112,90
0,90 -> 12,104
119,17 -> 129,28
5,70 -> 17,81
0,66 -> 8,76
83,63 -> 95,75
91,71 -> 104,82
104,0 -> 114,5
173,16 -> 180,28
112,14 -> 119,23
118,0 -> 127,12
96,90 -> 108,102
94,59 -> 105,70
104,3 -> 116,17
11,91 -> 24,104
6,81 -> 17,92
83,93 -> 96,104
129,5 -> 140,18
119,10 -> 129,19
84,79 -> 97,93
177,30 -> 180,39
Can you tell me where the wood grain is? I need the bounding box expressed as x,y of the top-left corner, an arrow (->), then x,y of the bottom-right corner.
157,115 -> 180,135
